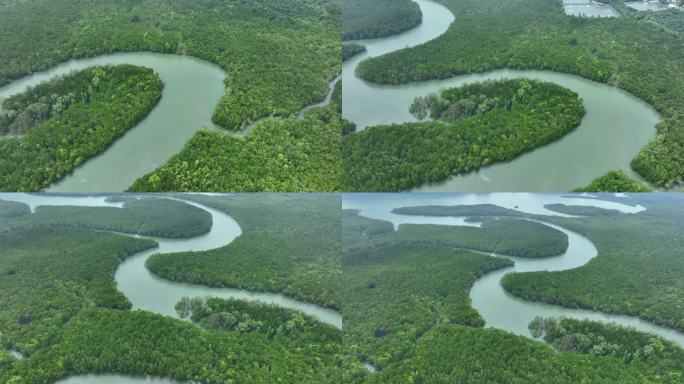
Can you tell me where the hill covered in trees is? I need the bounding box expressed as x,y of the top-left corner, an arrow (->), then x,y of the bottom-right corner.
356,0 -> 684,188
342,0 -> 422,40
0,65 -> 162,191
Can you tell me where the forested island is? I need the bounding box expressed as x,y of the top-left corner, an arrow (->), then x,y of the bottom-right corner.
356,0 -> 684,189
0,0 -> 340,192
0,194 -> 341,383
342,0 -> 422,40
342,204 -> 684,382
343,79 -> 584,191
0,65 -> 162,191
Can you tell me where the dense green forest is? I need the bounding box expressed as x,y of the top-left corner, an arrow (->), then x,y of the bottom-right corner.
393,203 -> 523,217
0,65 -> 162,191
343,43 -> 367,61
146,194 -> 342,310
5,197 -> 211,238
0,196 -> 342,383
530,316 -> 683,378
393,220 -> 568,258
0,0 -> 340,131
128,97 -> 342,192
342,210 -> 684,383
0,199 -> 30,219
574,170 -> 653,192
543,203 -> 623,216
502,194 -> 684,333
356,0 -> 684,188
343,79 -> 584,191
176,297 -> 340,342
0,225 -> 157,357
342,0 -> 422,40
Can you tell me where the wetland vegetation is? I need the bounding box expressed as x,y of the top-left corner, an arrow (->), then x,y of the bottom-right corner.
0,194 -> 341,383
342,0 -> 422,40
341,204 -> 684,383
343,79 -> 584,191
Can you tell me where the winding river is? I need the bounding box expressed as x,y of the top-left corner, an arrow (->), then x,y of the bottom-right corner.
2,193 -> 341,384
0,53 -> 340,192
342,193 -> 684,355
343,0 -> 660,191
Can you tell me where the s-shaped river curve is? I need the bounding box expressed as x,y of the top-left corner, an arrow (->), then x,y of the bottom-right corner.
0,53 -> 340,192
343,193 -> 684,353
2,193 -> 341,384
343,0 -> 660,191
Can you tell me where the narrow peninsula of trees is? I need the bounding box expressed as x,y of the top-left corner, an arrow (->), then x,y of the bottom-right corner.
0,65 -> 162,191
343,79 -> 584,191
573,170 -> 652,192
356,0 -> 684,188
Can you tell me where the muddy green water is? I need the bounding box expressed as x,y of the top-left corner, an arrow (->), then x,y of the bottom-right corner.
343,0 -> 659,191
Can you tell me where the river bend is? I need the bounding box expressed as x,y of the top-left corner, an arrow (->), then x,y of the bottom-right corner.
343,193 -> 684,350
2,193 -> 342,384
343,0 -> 659,191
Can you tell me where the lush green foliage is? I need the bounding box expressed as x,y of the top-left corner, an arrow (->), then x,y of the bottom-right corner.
0,196 -> 341,383
342,0 -> 422,40
146,194 -> 341,310
342,210 -> 682,383
356,0 -> 684,187
343,212 -> 513,372
530,317 -> 683,381
393,219 -> 568,258
0,199 -> 30,219
177,297 -> 340,342
0,65 -> 162,191
362,322 -> 682,383
543,203 -> 624,216
6,197 -> 211,238
0,226 -> 157,356
574,170 -> 653,192
128,103 -> 342,192
343,43 -> 367,61
3,308 -> 341,384
0,0 -> 340,131
502,194 -> 684,332
343,79 -> 584,191
393,203 -> 523,217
